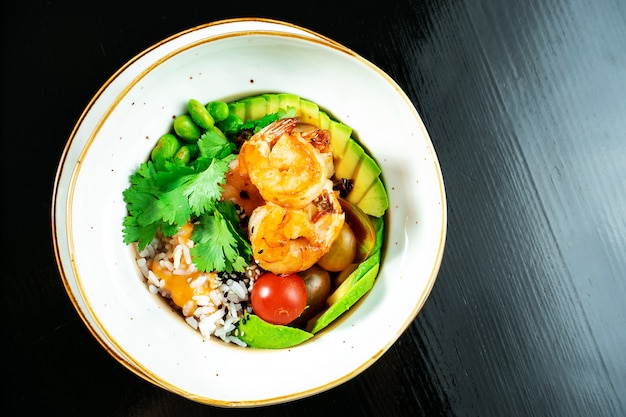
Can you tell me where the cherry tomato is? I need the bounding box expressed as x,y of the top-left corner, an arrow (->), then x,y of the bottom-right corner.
250,273 -> 307,325
290,265 -> 331,328
317,222 -> 357,272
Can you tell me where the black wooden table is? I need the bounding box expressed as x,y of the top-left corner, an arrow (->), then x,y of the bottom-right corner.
4,1 -> 625,416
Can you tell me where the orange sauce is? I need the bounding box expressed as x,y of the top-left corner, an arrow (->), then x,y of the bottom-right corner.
150,261 -> 204,311
148,222 -> 211,314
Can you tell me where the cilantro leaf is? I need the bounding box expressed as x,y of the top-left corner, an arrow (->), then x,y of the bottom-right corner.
122,214 -> 160,250
122,150 -> 233,249
190,206 -> 252,273
154,188 -> 191,226
197,126 -> 235,159
122,161 -> 164,248
184,158 -> 231,216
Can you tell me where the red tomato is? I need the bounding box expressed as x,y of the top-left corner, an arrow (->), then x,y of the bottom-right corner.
250,273 -> 307,325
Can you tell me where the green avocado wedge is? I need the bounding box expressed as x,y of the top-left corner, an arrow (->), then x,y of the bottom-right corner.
237,314 -> 313,349
307,251 -> 380,334
306,216 -> 385,334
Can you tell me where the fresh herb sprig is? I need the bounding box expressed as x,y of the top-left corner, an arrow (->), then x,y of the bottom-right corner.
122,104 -> 295,274
122,124 -> 246,272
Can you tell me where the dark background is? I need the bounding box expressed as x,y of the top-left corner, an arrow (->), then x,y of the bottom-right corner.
3,1 -> 625,416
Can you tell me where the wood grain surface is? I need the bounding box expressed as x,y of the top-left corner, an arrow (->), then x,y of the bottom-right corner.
3,1 -> 624,416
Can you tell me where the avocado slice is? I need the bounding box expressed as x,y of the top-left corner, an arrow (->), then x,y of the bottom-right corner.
318,110 -> 331,130
307,250 -> 380,334
306,216 -> 384,334
345,153 -> 382,204
237,314 -> 313,349
326,250 -> 380,306
242,96 -> 267,121
334,138 -> 364,181
228,101 -> 246,121
299,98 -> 320,126
332,137 -> 388,218
262,93 -> 280,113
335,139 -> 388,217
353,177 -> 388,218
328,119 -> 352,158
278,93 -> 301,112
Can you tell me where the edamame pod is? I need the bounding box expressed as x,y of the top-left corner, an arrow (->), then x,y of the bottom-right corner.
188,98 -> 214,129
174,144 -> 199,166
206,101 -> 229,122
216,112 -> 244,135
151,133 -> 180,171
173,114 -> 202,142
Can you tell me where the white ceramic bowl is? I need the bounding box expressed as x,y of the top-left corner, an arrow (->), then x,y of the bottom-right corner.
52,18 -> 446,407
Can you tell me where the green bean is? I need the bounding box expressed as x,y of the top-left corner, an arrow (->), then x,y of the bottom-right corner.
151,133 -> 180,171
173,114 -> 202,142
206,101 -> 229,122
188,98 -> 214,129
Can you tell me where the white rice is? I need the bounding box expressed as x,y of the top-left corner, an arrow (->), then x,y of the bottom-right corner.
134,232 -> 261,346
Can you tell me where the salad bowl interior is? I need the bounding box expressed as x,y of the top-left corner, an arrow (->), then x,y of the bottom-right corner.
53,18 -> 446,407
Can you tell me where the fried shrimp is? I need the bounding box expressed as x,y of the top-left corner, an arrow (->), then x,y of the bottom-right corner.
248,180 -> 345,275
239,117 -> 332,209
220,160 -> 265,217
292,122 -> 334,179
